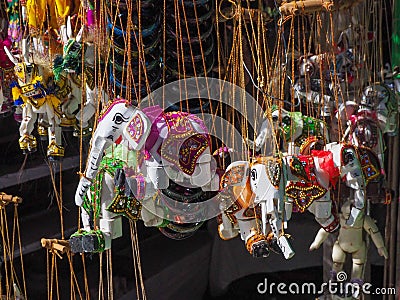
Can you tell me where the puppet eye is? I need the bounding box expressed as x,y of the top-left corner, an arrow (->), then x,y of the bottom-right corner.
112,112 -> 128,124
343,150 -> 355,164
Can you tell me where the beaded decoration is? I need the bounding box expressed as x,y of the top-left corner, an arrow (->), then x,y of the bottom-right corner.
0,66 -> 15,103
160,112 -> 209,175
357,147 -> 381,184
265,158 -> 282,189
286,155 -> 327,212
222,200 -> 242,224
340,144 -> 380,185
107,192 -> 142,221
286,182 -> 326,212
322,215 -> 339,233
220,164 -> 248,189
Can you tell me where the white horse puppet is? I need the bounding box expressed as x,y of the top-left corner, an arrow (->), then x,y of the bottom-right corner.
74,99 -> 220,252
4,40 -> 65,159
53,17 -> 108,137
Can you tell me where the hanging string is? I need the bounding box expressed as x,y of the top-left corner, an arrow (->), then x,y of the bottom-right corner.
66,253 -> 83,300
46,250 -> 50,300
242,61 -> 300,107
15,205 -> 27,300
81,254 -> 91,300
1,205 -> 10,297
48,162 -> 64,239
106,249 -> 113,300
129,220 -> 146,300
98,252 -> 104,300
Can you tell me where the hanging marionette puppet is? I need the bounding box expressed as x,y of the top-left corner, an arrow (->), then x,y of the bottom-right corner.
218,156 -> 296,260
72,99 -> 220,253
52,17 -> 107,137
292,51 -> 337,117
219,142 -> 337,262
341,84 -> 397,171
260,123 -> 338,231
249,25 -> 383,228
4,40 -> 65,159
330,83 -> 396,211
324,140 -> 382,227
310,199 -> 388,299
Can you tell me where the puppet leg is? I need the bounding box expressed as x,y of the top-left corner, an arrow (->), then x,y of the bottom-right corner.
45,102 -> 64,159
19,105 -> 37,153
82,172 -> 122,252
351,242 -> 366,280
332,241 -> 346,274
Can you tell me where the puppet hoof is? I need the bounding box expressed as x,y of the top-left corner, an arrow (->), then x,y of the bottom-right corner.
19,135 -> 37,154
82,230 -> 105,253
69,232 -> 84,254
252,240 -> 270,258
47,142 -> 64,160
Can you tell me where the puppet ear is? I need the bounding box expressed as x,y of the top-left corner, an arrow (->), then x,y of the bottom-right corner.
76,26 -> 84,43
66,16 -> 73,40
3,45 -> 18,65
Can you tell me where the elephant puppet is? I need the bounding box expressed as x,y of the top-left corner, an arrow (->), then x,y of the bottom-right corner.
325,142 -> 381,227
342,84 -> 398,175
310,200 -> 388,299
219,147 -> 345,260
74,99 -> 220,252
218,158 -> 295,260
4,40 -> 65,159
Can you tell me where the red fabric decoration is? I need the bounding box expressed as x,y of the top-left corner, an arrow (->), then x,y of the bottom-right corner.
311,150 -> 340,186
